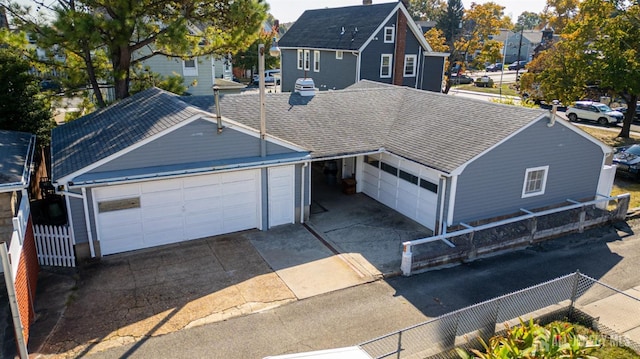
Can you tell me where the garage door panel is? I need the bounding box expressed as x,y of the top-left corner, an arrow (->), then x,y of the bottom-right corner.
95,184 -> 140,200
183,185 -> 221,201
97,169 -> 260,255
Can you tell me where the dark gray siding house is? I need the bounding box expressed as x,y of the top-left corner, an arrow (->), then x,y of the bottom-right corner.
278,1 -> 448,93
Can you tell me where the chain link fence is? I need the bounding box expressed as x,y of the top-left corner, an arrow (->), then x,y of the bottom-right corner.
360,272 -> 640,358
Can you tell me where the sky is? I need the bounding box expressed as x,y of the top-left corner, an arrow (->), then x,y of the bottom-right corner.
268,0 -> 549,23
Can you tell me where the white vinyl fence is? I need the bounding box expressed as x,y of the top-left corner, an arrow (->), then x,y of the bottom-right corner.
34,224 -> 75,267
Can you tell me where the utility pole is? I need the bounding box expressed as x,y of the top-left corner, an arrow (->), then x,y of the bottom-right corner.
515,27 -> 524,86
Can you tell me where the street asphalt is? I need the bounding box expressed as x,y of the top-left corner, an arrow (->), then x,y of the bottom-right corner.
81,219 -> 640,359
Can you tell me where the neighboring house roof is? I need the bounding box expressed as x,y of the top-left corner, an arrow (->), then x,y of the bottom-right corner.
278,2 -> 399,51
183,81 -> 553,174
51,88 -> 208,180
0,130 -> 36,192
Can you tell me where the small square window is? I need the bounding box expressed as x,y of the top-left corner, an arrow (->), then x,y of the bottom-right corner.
182,58 -> 198,76
522,166 -> 549,198
384,26 -> 395,43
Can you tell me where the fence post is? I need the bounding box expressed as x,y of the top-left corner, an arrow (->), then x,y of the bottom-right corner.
396,330 -> 403,359
568,270 -> 581,319
401,243 -> 412,276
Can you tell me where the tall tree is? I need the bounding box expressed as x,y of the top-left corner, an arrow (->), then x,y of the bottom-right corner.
522,0 -> 640,138
409,0 -> 446,21
0,46 -> 55,146
515,11 -> 543,30
436,0 -> 464,49
541,0 -> 580,33
4,0 -> 268,104
455,2 -> 511,67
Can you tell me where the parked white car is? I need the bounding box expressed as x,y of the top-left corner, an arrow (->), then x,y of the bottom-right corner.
565,101 -> 624,126
253,69 -> 281,85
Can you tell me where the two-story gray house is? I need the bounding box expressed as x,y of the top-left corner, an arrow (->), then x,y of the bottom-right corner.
277,1 -> 448,93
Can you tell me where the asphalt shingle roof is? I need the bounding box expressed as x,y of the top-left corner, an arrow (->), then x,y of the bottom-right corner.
0,130 -> 34,185
183,81 -> 549,174
278,2 -> 399,51
52,88 -> 206,180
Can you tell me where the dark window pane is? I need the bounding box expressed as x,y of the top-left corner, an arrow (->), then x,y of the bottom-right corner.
364,155 -> 379,168
399,170 -> 418,185
381,162 -> 398,176
419,179 -> 438,193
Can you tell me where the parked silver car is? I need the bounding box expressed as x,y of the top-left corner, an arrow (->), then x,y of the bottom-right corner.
565,101 -> 623,125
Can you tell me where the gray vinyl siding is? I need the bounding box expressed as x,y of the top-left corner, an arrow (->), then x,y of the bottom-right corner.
87,119 -> 296,174
420,55 -> 445,92
360,17 -> 397,84
68,189 -> 97,245
69,194 -> 87,244
452,119 -> 605,224
136,50 -> 225,96
399,30 -> 421,88
281,49 -> 357,92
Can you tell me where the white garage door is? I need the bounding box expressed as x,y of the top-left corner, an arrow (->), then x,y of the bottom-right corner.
361,154 -> 438,230
93,169 -> 260,255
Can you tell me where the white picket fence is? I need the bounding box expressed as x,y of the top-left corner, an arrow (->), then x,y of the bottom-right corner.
34,224 -> 75,267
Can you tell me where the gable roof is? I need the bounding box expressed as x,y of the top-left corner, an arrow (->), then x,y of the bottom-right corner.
51,87 -> 208,180
0,130 -> 36,192
182,81 -> 553,174
278,2 -> 400,51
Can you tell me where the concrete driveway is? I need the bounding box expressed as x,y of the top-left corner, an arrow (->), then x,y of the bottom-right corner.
28,187 -> 432,358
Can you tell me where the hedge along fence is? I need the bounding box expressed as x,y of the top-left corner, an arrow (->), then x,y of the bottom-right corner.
401,194 -> 630,276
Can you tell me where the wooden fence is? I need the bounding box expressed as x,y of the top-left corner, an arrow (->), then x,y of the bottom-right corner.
34,224 -> 75,267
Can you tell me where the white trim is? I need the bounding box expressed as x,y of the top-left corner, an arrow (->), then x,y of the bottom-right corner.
450,115 -> 545,176
303,50 -> 310,71
450,115 -> 612,177
358,3 -> 401,52
81,187 -> 96,258
404,54 -> 417,77
282,46 -> 358,53
297,49 -> 303,69
437,175 -> 447,235
424,52 -> 450,57
336,50 -> 343,60
384,26 -> 395,43
355,52 -> 361,82
64,194 -> 77,245
182,58 -> 198,77
313,50 -> 320,72
521,165 -> 549,198
380,54 -> 393,78
446,174 -> 457,225
56,114 -> 308,185
398,4 -> 434,52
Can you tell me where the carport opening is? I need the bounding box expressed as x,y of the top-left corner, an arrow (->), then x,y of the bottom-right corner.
310,159 -> 357,215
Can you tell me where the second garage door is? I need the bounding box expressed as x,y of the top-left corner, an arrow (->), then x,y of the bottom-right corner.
94,169 -> 261,255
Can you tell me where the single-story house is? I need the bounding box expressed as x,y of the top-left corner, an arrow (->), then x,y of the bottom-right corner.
51,84 -> 613,258
0,130 -> 39,351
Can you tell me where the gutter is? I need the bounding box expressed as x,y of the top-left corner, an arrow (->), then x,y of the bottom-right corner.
0,134 -> 36,194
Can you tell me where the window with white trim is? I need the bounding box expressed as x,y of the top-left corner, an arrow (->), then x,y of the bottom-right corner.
336,51 -> 343,60
380,54 -> 392,78
182,58 -> 198,76
384,26 -> 395,43
522,166 -> 549,198
313,50 -> 320,72
304,50 -> 310,70
297,49 -> 303,69
404,55 -> 417,77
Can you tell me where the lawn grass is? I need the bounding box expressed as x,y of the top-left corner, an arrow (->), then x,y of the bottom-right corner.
454,83 -> 519,97
578,126 -> 640,208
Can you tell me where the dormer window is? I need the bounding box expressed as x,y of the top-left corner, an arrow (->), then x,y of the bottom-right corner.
384,26 -> 395,43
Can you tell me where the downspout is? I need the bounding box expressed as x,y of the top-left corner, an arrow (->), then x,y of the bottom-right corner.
415,47 -> 422,89
259,44 -> 267,158
1,242 -> 28,359
446,175 -> 458,228
300,162 -> 308,223
81,187 -> 96,258
438,175 -> 448,235
64,194 -> 77,245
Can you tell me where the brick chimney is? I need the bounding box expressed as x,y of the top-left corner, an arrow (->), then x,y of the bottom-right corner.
393,8 -> 408,86
363,0 -> 372,4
